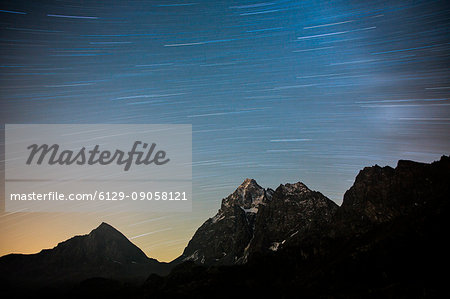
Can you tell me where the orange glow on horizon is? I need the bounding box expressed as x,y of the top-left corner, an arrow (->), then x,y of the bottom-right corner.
0,211 -> 203,262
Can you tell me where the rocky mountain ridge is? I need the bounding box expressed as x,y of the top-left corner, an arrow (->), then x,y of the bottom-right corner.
1,156 -> 449,298
178,156 -> 450,267
179,178 -> 339,265
145,155 -> 450,298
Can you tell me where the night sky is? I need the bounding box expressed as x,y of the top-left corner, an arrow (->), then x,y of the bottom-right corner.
1,0 -> 449,261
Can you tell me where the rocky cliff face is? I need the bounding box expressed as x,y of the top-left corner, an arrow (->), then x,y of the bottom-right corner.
179,178 -> 338,265
250,182 -> 338,257
331,156 -> 450,236
179,179 -> 271,265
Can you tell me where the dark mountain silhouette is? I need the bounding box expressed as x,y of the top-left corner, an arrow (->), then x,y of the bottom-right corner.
1,156 -> 449,298
145,156 -> 450,298
0,222 -> 171,291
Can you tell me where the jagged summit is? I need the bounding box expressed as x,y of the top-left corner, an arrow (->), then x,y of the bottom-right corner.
180,155 -> 449,266
234,177 -> 263,192
148,156 -> 450,297
241,178 -> 258,186
276,181 -> 311,196
221,178 -> 269,210
180,178 -> 338,265
232,178 -> 263,195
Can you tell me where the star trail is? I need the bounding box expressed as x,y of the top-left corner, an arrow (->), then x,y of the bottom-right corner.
0,0 -> 449,261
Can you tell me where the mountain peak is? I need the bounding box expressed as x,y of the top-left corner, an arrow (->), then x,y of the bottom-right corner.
0,222 -> 170,287
182,178 -> 337,265
221,178 -> 267,209
43,222 -> 152,266
278,181 -> 310,194
90,222 -> 124,237
97,221 -> 113,229
240,178 -> 259,188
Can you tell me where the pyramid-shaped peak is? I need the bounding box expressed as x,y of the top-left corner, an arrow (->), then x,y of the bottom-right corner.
98,221 -> 112,228
94,222 -> 116,231
234,178 -> 264,197
90,222 -> 125,238
240,178 -> 261,189
48,222 -> 150,265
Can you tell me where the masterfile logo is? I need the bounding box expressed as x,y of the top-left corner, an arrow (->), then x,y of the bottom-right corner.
26,141 -> 170,171
5,124 -> 192,213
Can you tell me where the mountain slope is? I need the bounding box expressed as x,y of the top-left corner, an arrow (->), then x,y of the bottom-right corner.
42,222 -> 150,265
0,222 -> 171,289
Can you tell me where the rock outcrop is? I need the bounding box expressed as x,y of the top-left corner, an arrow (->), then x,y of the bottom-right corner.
179,178 -> 338,265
